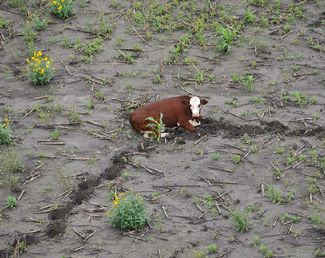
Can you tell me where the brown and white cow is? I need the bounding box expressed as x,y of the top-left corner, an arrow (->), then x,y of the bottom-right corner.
130,95 -> 208,137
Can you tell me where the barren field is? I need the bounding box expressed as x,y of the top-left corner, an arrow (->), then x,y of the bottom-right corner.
0,0 -> 325,257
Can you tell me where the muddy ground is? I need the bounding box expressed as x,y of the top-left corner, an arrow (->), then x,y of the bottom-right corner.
0,0 -> 324,257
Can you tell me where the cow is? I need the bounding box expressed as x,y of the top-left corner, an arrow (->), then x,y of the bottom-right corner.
130,95 -> 208,138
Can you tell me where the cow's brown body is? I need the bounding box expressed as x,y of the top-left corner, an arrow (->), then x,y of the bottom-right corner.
130,96 -> 207,133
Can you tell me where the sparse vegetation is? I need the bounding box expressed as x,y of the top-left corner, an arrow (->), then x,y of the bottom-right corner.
7,195 -> 17,208
0,151 -> 23,189
0,0 -> 324,255
232,73 -> 255,91
231,209 -> 249,232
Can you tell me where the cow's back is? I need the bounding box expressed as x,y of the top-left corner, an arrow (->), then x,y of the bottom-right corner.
130,96 -> 190,131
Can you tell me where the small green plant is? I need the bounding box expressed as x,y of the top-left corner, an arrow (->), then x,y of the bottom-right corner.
94,90 -> 106,101
0,119 -> 12,145
279,213 -> 301,224
67,111 -> 81,126
274,146 -> 285,154
281,91 -> 316,107
117,51 -> 135,64
31,15 -> 48,31
0,150 -> 24,176
51,0 -> 73,19
207,243 -> 218,254
266,184 -> 283,204
49,129 -> 60,140
244,9 -> 256,24
272,166 -> 282,179
91,15 -> 113,39
215,23 -> 236,53
82,37 -> 104,62
211,152 -> 221,161
259,244 -> 274,258
231,209 -> 249,232
232,73 -> 255,91
23,23 -> 37,44
168,33 -> 192,63
109,193 -> 148,231
248,0 -> 266,7
0,17 -> 10,29
266,184 -> 295,204
193,249 -> 206,258
232,154 -> 241,164
246,203 -> 259,213
145,113 -> 165,141
17,240 -> 26,254
26,51 -> 54,85
7,195 -> 17,208
152,75 -> 162,84
309,213 -> 325,232
314,249 -> 325,257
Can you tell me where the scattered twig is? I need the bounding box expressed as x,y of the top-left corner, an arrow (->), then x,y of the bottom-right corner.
84,230 -> 97,242
72,228 -> 86,239
60,60 -> 73,76
161,206 -> 169,219
22,173 -> 42,185
73,246 -> 86,252
194,135 -> 208,145
18,190 -> 26,201
133,162 -> 165,177
85,120 -> 106,128
261,184 -> 265,197
194,203 -> 204,213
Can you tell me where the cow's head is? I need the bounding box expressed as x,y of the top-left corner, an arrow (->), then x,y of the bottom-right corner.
183,96 -> 208,118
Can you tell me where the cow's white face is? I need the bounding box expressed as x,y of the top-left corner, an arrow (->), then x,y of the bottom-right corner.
189,96 -> 201,118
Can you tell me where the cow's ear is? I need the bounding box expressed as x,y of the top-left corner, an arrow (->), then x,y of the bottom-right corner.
200,99 -> 208,105
182,99 -> 189,106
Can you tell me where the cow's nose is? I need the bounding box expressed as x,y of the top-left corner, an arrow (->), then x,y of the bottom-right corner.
192,114 -> 200,118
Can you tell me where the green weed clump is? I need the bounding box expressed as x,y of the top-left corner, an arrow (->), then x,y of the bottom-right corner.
281,90 -> 316,107
109,193 -> 148,231
214,23 -> 236,53
231,209 -> 249,232
145,113 -> 165,141
31,15 -> 48,31
0,150 -> 24,189
232,73 -> 255,91
7,195 -> 17,208
266,184 -> 294,204
51,0 -> 73,19
26,51 -> 54,85
0,118 -> 12,145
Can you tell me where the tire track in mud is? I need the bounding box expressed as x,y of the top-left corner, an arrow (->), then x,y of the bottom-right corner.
45,150 -> 129,238
0,150 -> 130,257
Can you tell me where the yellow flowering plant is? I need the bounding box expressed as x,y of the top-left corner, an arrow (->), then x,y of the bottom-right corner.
109,192 -> 148,231
26,50 -> 54,85
51,0 -> 73,19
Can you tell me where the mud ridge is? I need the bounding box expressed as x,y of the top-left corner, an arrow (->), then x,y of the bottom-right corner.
45,150 -> 129,239
177,118 -> 289,138
193,118 -> 323,138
